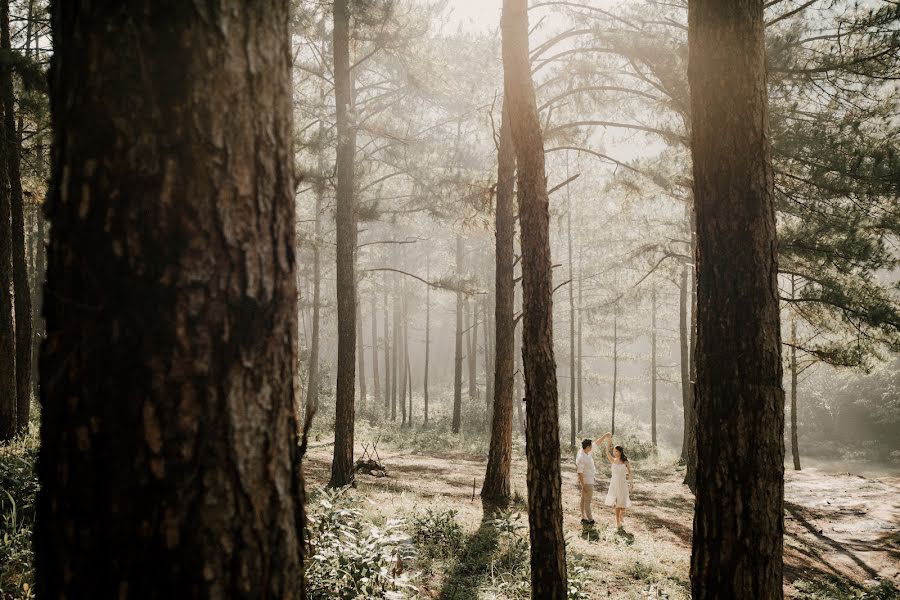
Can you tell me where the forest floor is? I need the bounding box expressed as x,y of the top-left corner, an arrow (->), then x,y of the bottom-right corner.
304,440 -> 900,599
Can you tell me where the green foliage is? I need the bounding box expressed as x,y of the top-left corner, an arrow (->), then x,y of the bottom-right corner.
794,574 -> 898,600
411,509 -> 465,559
306,488 -> 416,599
0,434 -> 38,599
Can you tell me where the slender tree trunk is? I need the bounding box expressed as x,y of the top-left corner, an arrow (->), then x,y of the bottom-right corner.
30,199 -> 45,402
330,0 -> 357,488
406,338 -> 412,427
514,325 -> 523,430
688,0 -> 785,595
306,135 -> 324,425
424,255 -> 431,426
577,237 -> 583,433
391,271 -> 399,422
611,313 -> 618,437
790,276 -> 801,471
399,280 -> 407,426
0,24 -> 14,441
482,296 -> 493,419
37,3 -> 306,594
2,0 -> 31,431
651,287 -> 657,452
468,299 -> 478,400
356,298 -> 367,407
502,0 -> 567,593
567,178 -> 576,448
482,106 -> 515,505
684,213 -> 699,491
371,294 -> 381,407
383,282 -> 391,416
679,263 -> 690,464
452,235 -> 464,433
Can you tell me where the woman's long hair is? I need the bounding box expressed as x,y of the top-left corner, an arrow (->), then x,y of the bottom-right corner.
615,445 -> 628,462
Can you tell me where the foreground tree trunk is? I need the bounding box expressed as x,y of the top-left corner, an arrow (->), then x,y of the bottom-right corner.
330,0 -> 357,488
452,235 -> 464,433
688,0 -> 785,596
502,0 -> 567,594
37,2 -> 306,595
2,0 -> 31,432
482,107 -> 515,506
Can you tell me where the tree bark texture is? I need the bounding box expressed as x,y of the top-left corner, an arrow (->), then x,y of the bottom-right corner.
0,8 -> 13,441
2,0 -> 31,431
502,0 -> 567,595
37,2 -> 306,596
482,107 -> 515,505
688,0 -> 785,595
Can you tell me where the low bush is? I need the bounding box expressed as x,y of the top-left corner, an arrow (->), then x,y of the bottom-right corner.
411,508 -> 466,560
306,488 -> 415,599
0,433 -> 39,599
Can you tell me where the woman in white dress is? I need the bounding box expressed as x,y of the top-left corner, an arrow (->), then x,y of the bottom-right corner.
604,441 -> 633,530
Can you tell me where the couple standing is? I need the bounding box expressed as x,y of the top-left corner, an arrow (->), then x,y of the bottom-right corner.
576,432 -> 633,529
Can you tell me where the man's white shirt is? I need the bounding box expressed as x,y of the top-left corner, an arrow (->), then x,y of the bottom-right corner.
575,444 -> 598,485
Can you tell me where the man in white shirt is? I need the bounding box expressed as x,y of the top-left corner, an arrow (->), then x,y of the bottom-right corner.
576,432 -> 611,524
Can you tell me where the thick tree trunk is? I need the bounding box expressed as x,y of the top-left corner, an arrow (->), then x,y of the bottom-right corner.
567,187 -> 576,448
2,0 -> 31,432
371,294 -> 381,407
679,263 -> 691,464
688,0 -> 785,596
383,282 -> 391,415
790,276 -> 801,471
482,107 -> 515,506
452,235 -> 464,433
424,256 -> 431,425
651,287 -> 657,451
611,314 -> 618,437
330,0 -> 357,488
502,0 -> 567,594
37,2 -> 306,595
0,31 -> 13,441
356,296 -> 367,407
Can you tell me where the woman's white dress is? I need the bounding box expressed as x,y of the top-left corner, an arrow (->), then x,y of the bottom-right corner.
605,462 -> 631,508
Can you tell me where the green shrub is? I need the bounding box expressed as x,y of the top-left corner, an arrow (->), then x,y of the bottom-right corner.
794,574 -> 898,600
411,508 -> 465,559
306,488 -> 415,599
1,434 -> 39,599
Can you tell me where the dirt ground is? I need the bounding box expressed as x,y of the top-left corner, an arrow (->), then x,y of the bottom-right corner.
304,441 -> 900,598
